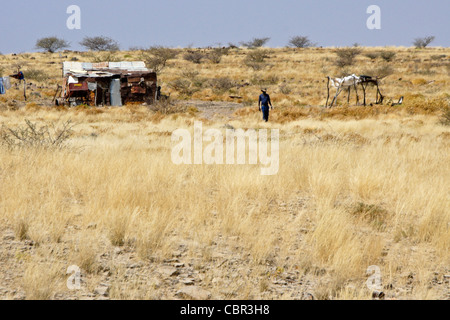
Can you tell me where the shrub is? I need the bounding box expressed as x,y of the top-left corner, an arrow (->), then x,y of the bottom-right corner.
413,36 -> 435,48
379,51 -> 396,62
144,55 -> 170,74
183,52 -> 204,64
168,79 -> 199,97
208,77 -> 236,93
23,68 -> 49,82
251,73 -> 279,86
361,64 -> 394,79
351,202 -> 388,230
240,37 -> 270,48
180,69 -> 200,79
0,119 -> 74,150
142,46 -> 179,74
205,47 -> 230,64
150,97 -> 187,114
279,83 -> 292,94
334,47 -> 362,68
80,36 -> 120,51
244,49 -> 270,70
205,51 -> 222,64
430,54 -> 446,61
288,36 -> 315,48
364,51 -> 379,60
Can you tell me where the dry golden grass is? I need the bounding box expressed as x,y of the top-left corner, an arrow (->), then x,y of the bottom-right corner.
0,47 -> 448,300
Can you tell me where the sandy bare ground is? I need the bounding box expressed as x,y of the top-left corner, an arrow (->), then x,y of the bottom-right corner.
176,100 -> 247,120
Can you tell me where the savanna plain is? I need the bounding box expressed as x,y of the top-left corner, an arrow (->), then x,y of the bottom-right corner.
0,46 -> 449,300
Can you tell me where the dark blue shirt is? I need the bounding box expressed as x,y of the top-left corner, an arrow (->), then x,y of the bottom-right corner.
259,93 -> 271,107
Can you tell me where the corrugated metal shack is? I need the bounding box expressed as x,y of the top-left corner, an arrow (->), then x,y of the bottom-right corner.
61,61 -> 157,106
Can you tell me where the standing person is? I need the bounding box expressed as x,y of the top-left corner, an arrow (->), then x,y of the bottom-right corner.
258,88 -> 273,122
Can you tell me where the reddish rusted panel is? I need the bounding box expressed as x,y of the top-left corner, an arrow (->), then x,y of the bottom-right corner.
69,82 -> 88,91
131,86 -> 146,94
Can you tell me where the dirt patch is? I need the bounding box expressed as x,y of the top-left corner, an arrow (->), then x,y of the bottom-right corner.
176,100 -> 246,120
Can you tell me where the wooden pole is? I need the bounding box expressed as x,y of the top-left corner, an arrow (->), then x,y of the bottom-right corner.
52,85 -> 62,103
361,83 -> 367,106
326,77 -> 330,107
330,87 -> 343,107
353,77 -> 359,105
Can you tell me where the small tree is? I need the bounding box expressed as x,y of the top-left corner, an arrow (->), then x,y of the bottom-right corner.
80,36 -> 120,51
413,36 -> 435,49
240,37 -> 270,48
141,46 -> 179,74
35,36 -> 70,53
288,36 -> 315,48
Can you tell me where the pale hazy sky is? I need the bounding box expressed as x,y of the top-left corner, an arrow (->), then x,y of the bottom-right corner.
0,0 -> 448,53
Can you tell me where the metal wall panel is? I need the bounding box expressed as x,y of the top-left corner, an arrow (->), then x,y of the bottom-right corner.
109,79 -> 122,106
